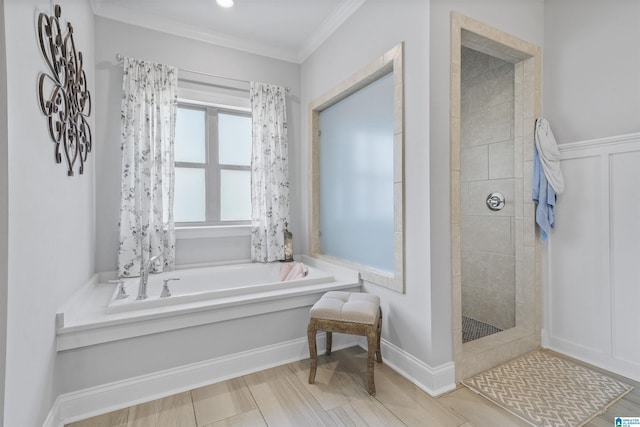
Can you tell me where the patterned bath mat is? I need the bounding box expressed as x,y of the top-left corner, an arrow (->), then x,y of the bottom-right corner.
462,351 -> 633,427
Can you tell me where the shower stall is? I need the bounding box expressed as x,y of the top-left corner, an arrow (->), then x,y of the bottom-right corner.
460,47 -> 516,343
450,13 -> 542,382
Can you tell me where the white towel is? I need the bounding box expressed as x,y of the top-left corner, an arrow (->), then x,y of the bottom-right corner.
534,118 -> 564,194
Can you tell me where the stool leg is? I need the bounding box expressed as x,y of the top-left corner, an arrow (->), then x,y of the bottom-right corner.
376,308 -> 383,363
307,320 -> 318,384
366,327 -> 377,395
326,331 -> 332,356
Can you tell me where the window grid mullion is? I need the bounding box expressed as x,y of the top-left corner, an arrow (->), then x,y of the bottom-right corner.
219,165 -> 251,172
175,101 -> 252,226
207,106 -> 220,223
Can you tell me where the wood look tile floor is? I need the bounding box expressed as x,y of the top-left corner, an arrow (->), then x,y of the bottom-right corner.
68,347 -> 640,427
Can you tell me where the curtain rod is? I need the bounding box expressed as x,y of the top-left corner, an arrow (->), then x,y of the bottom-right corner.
115,54 -> 290,93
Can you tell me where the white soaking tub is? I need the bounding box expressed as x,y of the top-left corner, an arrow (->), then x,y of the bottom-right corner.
106,262 -> 334,314
56,256 -> 359,351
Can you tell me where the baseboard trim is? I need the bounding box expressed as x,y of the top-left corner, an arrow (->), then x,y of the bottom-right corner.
544,336 -> 640,384
359,338 -> 456,397
44,334 -> 357,427
46,334 -> 457,426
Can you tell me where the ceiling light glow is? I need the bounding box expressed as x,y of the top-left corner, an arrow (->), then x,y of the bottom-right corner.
216,0 -> 234,8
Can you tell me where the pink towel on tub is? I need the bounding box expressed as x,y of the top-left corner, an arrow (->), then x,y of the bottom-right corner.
280,262 -> 309,281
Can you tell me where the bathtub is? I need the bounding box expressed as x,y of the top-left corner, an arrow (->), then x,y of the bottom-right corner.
56,256 -> 359,351
105,262 -> 335,314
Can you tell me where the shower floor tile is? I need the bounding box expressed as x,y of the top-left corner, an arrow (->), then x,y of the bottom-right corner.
462,315 -> 503,343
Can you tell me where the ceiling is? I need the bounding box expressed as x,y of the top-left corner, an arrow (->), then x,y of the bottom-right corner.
91,0 -> 367,63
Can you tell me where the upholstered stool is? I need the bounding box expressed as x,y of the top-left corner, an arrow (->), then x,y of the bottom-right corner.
307,291 -> 382,395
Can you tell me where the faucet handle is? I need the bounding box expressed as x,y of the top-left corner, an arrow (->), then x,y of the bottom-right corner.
149,255 -> 162,269
161,277 -> 180,298
109,279 -> 129,300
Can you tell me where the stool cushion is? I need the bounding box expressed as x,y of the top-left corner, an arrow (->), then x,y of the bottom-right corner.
310,291 -> 380,324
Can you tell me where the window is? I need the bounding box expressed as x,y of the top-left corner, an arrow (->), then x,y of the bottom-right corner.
309,43 -> 405,293
174,103 -> 252,225
318,73 -> 394,273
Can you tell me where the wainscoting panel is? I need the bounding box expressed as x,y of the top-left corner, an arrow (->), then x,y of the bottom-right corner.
544,133 -> 640,382
609,150 -> 640,365
547,155 -> 608,354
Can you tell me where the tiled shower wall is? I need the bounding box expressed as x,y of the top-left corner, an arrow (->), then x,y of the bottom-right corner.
460,47 -> 515,330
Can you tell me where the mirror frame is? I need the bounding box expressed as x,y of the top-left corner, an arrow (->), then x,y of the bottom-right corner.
308,43 -> 405,293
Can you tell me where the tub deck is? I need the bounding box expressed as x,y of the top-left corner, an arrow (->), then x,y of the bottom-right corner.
106,263 -> 335,314
56,256 -> 360,351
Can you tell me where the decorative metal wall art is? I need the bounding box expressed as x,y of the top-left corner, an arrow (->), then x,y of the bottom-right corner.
37,4 -> 92,176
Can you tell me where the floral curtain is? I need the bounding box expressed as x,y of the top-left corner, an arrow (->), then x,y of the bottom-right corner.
250,82 -> 290,262
118,57 -> 177,277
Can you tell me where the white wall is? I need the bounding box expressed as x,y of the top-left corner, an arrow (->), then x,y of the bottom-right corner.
94,17 -> 301,273
429,0 -> 544,366
53,14 -> 307,397
0,0 -> 8,422
543,0 -> 640,143
541,0 -> 640,382
301,0 -> 543,376
301,0 -> 439,369
3,0 -> 95,425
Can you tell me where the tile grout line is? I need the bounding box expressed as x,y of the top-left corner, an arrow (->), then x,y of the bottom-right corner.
241,374 -> 269,426
434,388 -> 473,427
188,390 -> 199,427
329,354 -> 409,426
290,352 -> 384,425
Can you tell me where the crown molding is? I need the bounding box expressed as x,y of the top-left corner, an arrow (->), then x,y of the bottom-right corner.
92,0 -> 367,64
92,2 -> 300,63
297,0 -> 367,63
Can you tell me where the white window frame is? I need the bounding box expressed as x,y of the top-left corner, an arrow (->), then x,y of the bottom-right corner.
175,101 -> 252,228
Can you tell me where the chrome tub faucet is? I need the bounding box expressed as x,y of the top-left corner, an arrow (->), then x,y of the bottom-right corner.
137,255 -> 160,300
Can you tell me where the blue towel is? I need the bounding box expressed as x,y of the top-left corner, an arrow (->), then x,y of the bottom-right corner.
532,145 -> 556,241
